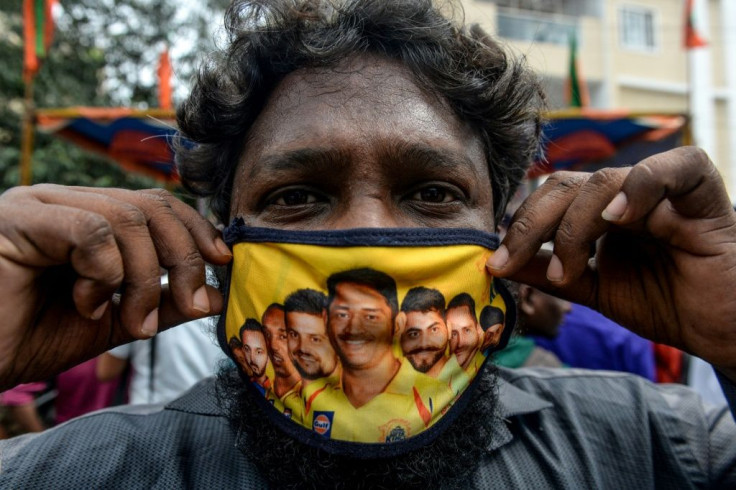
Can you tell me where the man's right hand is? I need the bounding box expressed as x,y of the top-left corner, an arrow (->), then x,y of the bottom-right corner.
0,185 -> 232,391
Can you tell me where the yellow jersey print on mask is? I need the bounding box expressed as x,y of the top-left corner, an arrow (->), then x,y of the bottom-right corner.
304,358 -> 454,442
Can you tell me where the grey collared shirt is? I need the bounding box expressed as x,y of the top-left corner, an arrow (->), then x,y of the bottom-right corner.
1,367 -> 734,488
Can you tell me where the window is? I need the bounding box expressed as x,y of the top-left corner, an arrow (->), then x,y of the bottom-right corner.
619,6 -> 656,52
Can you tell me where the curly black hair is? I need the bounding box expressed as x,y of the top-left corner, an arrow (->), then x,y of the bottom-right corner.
175,0 -> 545,225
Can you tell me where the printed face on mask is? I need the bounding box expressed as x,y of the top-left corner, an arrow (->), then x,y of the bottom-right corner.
447,306 -> 481,369
400,310 -> 448,374
262,306 -> 297,378
327,282 -> 395,371
242,329 -> 269,378
286,311 -> 337,380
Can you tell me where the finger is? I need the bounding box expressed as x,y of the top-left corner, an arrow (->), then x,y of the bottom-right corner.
0,195 -> 123,319
27,185 -> 162,338
549,167 -> 627,286
487,171 -> 589,277
76,187 -> 232,265
141,189 -> 232,265
84,188 -> 213,318
76,188 -> 231,318
602,147 -> 731,225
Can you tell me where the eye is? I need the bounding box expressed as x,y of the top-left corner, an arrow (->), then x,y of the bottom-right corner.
271,188 -> 321,206
410,185 -> 458,204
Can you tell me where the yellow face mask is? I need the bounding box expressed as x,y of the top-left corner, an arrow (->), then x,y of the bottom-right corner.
218,222 -> 515,455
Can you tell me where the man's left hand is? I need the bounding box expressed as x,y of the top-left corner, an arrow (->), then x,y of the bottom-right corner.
487,146 -> 736,380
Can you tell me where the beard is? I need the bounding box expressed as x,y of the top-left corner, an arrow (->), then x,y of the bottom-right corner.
215,362 -> 501,489
407,349 -> 446,373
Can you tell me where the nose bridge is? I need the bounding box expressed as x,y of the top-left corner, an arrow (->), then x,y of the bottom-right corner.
331,193 -> 399,229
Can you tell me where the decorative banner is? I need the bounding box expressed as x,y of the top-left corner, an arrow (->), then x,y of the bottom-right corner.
219,225 -> 515,450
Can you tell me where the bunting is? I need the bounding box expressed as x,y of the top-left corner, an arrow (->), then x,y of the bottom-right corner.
23,0 -> 56,81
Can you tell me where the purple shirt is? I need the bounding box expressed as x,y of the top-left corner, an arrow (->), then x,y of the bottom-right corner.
533,304 -> 656,382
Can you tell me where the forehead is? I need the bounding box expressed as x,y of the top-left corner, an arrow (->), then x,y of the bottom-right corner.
233,55 -> 487,192
446,307 -> 474,322
262,309 -> 285,328
406,310 -> 444,326
242,329 -> 266,345
286,312 -> 326,334
333,282 -> 389,306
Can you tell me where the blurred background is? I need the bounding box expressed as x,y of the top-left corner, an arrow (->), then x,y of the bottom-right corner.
1,0 -> 732,199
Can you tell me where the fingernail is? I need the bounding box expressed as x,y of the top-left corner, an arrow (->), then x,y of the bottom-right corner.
214,238 -> 232,257
547,254 -> 564,282
90,301 -> 109,321
602,192 -> 628,222
486,245 -> 509,271
193,285 -> 211,314
141,308 -> 159,337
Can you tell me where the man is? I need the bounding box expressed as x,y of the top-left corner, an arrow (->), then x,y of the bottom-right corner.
494,285 -> 570,368
261,303 -> 301,398
97,316 -> 225,404
400,287 -> 470,395
325,268 -> 401,408
446,293 -> 484,374
315,268 -> 453,441
282,288 -> 338,423
479,305 -> 505,352
240,319 -> 270,394
228,336 -> 251,376
283,289 -> 337,382
1,1 -> 735,487
399,287 -> 449,377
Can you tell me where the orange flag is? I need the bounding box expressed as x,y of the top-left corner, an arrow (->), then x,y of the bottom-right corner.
23,0 -> 56,81
157,48 -> 173,109
683,0 -> 707,49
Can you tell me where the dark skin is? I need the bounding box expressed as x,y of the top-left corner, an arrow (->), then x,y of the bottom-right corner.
1,54 -> 736,392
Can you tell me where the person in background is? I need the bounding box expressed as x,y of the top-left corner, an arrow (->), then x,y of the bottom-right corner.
97,316 -> 225,405
533,303 -> 657,381
0,383 -> 46,438
494,284 -> 570,369
55,357 -> 121,424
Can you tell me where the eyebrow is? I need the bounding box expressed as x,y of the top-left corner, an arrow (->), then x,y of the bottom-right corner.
385,142 -> 481,179
247,148 -> 350,182
247,142 -> 481,182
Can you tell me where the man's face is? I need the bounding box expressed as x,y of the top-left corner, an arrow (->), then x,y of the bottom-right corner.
286,311 -> 337,379
262,308 -> 297,378
447,306 -> 480,368
241,330 -> 269,378
401,310 -> 448,373
232,345 -> 252,376
224,53 -> 498,485
229,54 -> 493,232
327,282 -> 394,371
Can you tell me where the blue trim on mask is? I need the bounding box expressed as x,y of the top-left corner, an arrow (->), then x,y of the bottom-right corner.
223,219 -> 501,249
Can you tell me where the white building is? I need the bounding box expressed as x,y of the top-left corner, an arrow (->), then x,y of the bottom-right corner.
462,0 -> 736,196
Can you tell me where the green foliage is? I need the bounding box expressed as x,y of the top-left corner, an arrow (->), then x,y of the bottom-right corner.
0,0 -> 229,194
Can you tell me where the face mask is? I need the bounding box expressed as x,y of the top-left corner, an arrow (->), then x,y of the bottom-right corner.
218,221 -> 516,457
